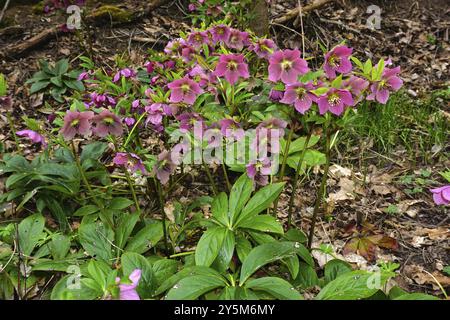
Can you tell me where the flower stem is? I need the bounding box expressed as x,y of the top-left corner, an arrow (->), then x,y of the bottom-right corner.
221,162 -> 231,192
287,129 -> 312,229
71,141 -> 113,229
307,123 -> 332,249
6,112 -> 20,152
272,125 -> 294,215
203,163 -> 218,195
153,178 -> 170,255
112,138 -> 141,217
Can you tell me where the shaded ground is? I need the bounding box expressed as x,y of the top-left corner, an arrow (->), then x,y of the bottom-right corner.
0,0 -> 448,297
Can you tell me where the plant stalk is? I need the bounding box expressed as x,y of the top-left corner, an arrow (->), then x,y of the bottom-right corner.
287,129 -> 312,229
203,163 -> 218,195
154,178 -> 170,254
307,124 -> 332,249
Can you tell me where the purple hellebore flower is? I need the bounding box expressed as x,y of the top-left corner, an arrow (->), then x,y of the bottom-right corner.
168,77 -> 203,105
180,44 -> 196,62
323,45 -> 353,79
344,76 -> 369,105
116,269 -> 141,300
144,61 -> 155,73
16,130 -> 47,148
249,38 -> 277,59
246,158 -> 273,186
92,109 -> 123,138
268,49 -> 309,85
145,103 -> 172,126
269,89 -> 284,102
77,71 -> 89,81
188,65 -> 209,87
113,68 -> 137,82
90,92 -> 116,107
366,66 -> 403,104
225,29 -> 250,51
187,31 -> 209,48
317,88 -> 354,116
177,112 -> 204,132
430,185 -> 450,206
210,24 -> 231,43
124,117 -> 135,127
60,110 -> 94,140
219,119 -> 244,140
153,150 -> 177,185
0,95 -> 12,111
214,54 -> 249,85
253,118 -> 287,154
113,152 -> 147,175
280,82 -> 317,114
188,3 -> 196,11
164,38 -> 183,56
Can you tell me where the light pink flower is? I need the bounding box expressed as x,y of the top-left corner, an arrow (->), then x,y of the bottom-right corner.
280,82 -> 317,114
168,77 -> 203,105
430,185 -> 450,206
16,130 -> 47,148
317,89 -> 354,116
268,49 -> 309,84
214,54 -> 249,85
61,111 -> 94,140
92,109 -> 123,138
116,269 -> 141,300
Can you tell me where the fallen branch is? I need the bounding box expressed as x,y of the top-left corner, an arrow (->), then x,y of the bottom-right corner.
272,0 -> 335,24
1,0 -> 168,59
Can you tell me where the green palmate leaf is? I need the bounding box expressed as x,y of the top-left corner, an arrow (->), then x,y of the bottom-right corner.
30,81 -> 50,94
125,222 -> 163,254
108,197 -> 134,210
245,277 -> 303,300
393,293 -> 439,300
235,235 -> 252,263
115,212 -> 139,249
239,214 -> 284,234
239,242 -> 298,284
54,59 -> 69,75
152,259 -> 179,288
80,142 -> 108,163
121,252 -> 155,299
211,230 -> 235,273
73,205 -> 99,217
350,56 -> 364,70
324,259 -> 353,283
6,172 -> 32,188
195,227 -> 227,267
284,255 -> 300,279
316,270 -> 392,300
50,76 -> 63,87
282,135 -> 321,155
363,59 -> 373,76
165,275 -> 225,300
18,213 -> 45,256
283,229 -> 308,244
49,234 -> 71,260
228,174 -> 253,224
331,75 -> 343,89
78,221 -> 114,261
311,87 -> 329,97
211,192 -> 229,226
87,259 -> 111,292
293,262 -> 319,289
236,182 -> 285,225
155,266 -> 222,296
64,79 -> 85,91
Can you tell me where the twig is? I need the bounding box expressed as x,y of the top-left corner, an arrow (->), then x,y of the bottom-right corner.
0,0 -> 10,24
273,0 -> 335,24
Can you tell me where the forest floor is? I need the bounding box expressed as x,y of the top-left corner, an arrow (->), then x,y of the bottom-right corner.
0,0 -> 449,297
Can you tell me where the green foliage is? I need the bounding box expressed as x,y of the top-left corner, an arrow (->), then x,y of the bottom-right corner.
26,59 -> 85,102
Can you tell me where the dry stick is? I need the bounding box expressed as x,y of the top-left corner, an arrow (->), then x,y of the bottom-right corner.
297,0 -> 306,55
307,124 -> 331,249
0,0 -> 10,24
287,129 -> 312,229
273,0 -> 335,24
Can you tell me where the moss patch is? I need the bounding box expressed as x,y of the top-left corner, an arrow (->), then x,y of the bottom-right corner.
89,5 -> 133,24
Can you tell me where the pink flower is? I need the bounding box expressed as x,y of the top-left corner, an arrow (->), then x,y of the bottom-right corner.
92,109 -> 123,138
269,89 -> 284,102
124,117 -> 135,127
16,130 -> 47,148
430,185 -> 450,206
268,49 -> 309,84
246,158 -> 272,186
317,88 -> 354,116
188,3 -> 196,11
210,24 -> 231,43
177,112 -> 204,132
168,77 -> 203,105
187,31 -> 209,48
367,66 -> 403,104
113,152 -> 147,175
344,76 -> 369,105
253,118 -> 287,154
323,45 -> 353,79
153,150 -> 177,185
61,111 -> 94,140
145,103 -> 172,126
280,82 -> 317,114
90,92 -> 116,107
214,54 -> 249,85
144,61 -> 155,73
116,269 -> 141,300
113,68 -> 137,82
226,29 -> 250,51
219,119 -> 244,140
249,38 -> 276,59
